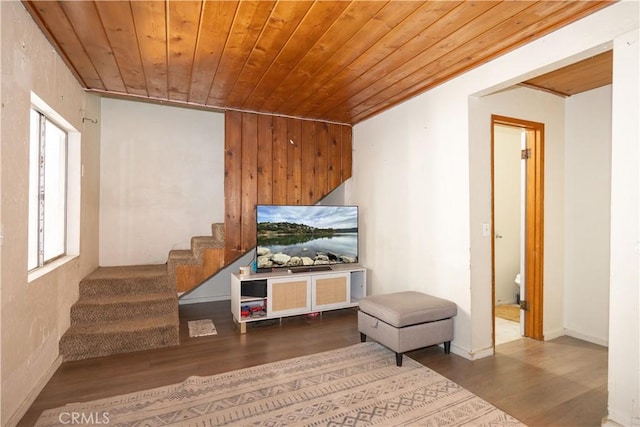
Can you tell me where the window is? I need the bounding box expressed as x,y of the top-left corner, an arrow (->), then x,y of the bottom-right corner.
28,108 -> 68,271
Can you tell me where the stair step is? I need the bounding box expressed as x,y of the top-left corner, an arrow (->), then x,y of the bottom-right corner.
191,236 -> 224,259
79,265 -> 171,297
60,313 -> 179,362
168,249 -> 198,264
192,235 -> 224,248
71,292 -> 178,324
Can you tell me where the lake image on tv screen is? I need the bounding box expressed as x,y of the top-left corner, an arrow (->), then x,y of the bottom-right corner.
256,205 -> 358,269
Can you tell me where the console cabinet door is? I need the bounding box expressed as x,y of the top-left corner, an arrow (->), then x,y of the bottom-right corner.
312,273 -> 350,311
267,276 -> 312,317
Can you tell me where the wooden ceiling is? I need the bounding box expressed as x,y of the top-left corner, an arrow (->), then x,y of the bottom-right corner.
522,50 -> 613,97
23,1 -> 614,125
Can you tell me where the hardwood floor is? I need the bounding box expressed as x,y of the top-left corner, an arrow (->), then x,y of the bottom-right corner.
18,300 -> 608,426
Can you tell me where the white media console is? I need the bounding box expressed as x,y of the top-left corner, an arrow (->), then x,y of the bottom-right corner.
231,264 -> 367,333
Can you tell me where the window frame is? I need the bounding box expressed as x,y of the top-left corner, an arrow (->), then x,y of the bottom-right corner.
28,107 -> 69,271
27,92 -> 81,282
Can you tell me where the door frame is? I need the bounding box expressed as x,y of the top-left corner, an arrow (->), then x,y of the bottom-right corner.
491,115 -> 544,342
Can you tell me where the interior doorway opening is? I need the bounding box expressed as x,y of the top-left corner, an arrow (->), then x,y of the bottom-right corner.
491,115 -> 545,346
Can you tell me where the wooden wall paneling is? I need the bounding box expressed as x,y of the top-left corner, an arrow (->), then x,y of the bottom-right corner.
314,122 -> 329,199
271,116 -> 289,205
224,112 -> 353,269
202,248 -> 225,278
241,113 -> 258,252
300,121 -> 317,205
287,118 -> 302,205
176,265 -> 203,293
256,114 -> 274,205
224,111 -> 243,259
327,124 -> 343,191
341,126 -> 353,181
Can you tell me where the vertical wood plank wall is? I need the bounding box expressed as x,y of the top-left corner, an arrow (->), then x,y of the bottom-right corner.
224,111 -> 353,261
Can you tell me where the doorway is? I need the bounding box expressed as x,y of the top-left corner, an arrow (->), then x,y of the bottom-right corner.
491,115 -> 544,344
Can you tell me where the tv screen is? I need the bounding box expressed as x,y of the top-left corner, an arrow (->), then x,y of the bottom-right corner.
256,205 -> 358,271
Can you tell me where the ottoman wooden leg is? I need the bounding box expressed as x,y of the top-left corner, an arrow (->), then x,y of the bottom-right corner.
396,352 -> 403,367
444,341 -> 451,354
360,332 -> 367,343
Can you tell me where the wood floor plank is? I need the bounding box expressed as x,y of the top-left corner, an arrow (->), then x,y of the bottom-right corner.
18,301 -> 607,426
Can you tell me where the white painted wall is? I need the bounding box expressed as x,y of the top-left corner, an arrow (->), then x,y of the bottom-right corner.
606,27 -> 639,427
1,1 -> 101,424
351,5 -> 638,423
564,85 -> 612,346
493,126 -> 522,305
99,98 -> 224,266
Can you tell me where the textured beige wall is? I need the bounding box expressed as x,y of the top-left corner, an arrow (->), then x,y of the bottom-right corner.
0,1 -> 100,424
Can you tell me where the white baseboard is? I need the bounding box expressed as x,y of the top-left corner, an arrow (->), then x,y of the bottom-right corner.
564,328 -> 608,347
544,328 -> 565,341
178,294 -> 231,305
450,343 -> 494,360
7,355 -> 62,427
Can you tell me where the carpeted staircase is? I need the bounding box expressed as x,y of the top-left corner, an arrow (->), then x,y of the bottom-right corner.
59,265 -> 179,361
60,223 -> 228,361
167,223 -> 225,294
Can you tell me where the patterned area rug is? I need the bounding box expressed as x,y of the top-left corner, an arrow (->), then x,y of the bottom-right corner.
35,342 -> 524,426
187,319 -> 217,337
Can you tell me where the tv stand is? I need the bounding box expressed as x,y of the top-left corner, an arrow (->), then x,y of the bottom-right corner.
231,264 -> 367,333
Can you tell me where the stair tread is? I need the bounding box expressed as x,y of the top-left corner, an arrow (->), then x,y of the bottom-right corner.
168,249 -> 194,258
85,264 -> 167,280
75,292 -> 177,305
64,313 -> 178,335
192,236 -> 224,246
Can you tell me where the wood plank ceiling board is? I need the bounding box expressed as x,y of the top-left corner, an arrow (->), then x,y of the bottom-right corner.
167,1 -> 202,102
188,1 -> 238,104
346,0 -> 597,123
22,0 -> 615,125
521,50 -> 613,97
207,1 -> 276,106
130,1 -> 169,99
257,0 -> 394,113
225,0 -> 316,108
22,1 -> 105,90
281,1 -> 460,120
94,1 -> 148,97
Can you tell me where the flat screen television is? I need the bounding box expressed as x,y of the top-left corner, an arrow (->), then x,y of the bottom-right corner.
256,204 -> 358,272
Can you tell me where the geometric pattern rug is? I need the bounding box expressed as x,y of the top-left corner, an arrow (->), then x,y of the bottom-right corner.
35,342 -> 525,426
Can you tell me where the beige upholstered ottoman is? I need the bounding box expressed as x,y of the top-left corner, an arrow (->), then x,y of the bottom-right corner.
358,291 -> 457,366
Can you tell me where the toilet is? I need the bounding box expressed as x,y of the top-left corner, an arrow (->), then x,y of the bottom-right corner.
515,273 -> 521,304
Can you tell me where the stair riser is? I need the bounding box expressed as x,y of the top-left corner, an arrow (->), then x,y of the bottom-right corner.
212,223 -> 224,241
79,277 -> 171,298
71,299 -> 178,324
60,326 -> 179,362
